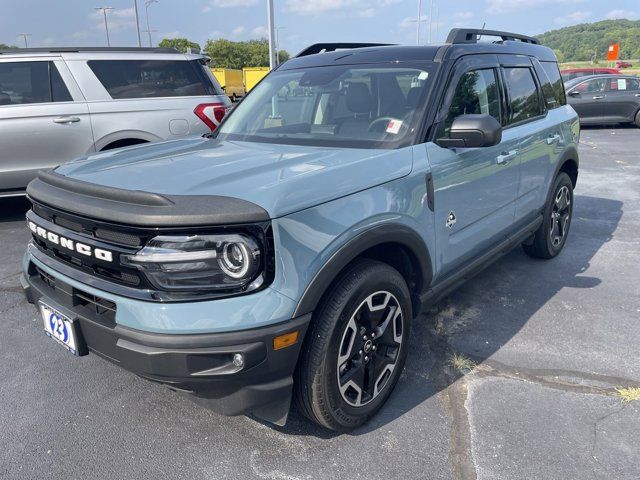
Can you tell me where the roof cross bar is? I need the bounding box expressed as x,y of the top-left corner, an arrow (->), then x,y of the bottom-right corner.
446,28 -> 540,45
295,43 -> 394,58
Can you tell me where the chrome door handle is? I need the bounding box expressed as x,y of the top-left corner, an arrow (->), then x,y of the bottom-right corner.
496,150 -> 517,165
53,116 -> 80,124
592,95 -> 605,100
546,134 -> 561,145
635,94 -> 640,97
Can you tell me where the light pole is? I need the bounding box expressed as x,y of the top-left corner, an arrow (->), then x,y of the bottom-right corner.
416,0 -> 422,45
145,0 -> 158,47
95,7 -> 113,47
133,0 -> 142,47
275,26 -> 285,65
17,33 -> 32,48
266,0 -> 276,70
428,0 -> 434,44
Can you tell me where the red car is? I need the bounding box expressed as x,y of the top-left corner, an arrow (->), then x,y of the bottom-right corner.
616,61 -> 633,69
561,67 -> 620,82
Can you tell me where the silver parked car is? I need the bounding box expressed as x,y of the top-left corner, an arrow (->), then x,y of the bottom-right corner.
0,47 -> 230,196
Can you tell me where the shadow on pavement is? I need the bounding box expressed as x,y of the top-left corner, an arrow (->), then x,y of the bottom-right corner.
275,194 -> 622,438
0,196 -> 30,222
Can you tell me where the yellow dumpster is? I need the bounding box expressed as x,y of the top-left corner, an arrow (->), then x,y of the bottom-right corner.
242,67 -> 270,93
211,68 -> 245,101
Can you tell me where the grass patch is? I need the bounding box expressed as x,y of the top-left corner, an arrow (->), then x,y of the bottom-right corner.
615,387 -> 640,403
449,353 -> 476,373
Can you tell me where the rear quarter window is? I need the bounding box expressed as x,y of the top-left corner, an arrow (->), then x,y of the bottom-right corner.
539,62 -> 567,109
88,59 -> 218,99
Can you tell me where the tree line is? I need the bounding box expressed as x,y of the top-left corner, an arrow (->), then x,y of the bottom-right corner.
538,19 -> 640,62
158,38 -> 290,69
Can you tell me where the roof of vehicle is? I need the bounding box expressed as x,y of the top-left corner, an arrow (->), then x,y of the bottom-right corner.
560,67 -> 620,73
0,47 -> 207,61
280,29 -> 557,70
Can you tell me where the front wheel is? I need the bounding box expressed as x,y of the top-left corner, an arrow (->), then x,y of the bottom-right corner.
523,172 -> 574,259
634,110 -> 640,128
294,260 -> 412,431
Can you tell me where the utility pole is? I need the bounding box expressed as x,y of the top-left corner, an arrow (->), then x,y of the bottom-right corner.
95,7 -> 113,47
17,33 -> 32,48
145,0 -> 158,47
133,0 -> 142,47
416,0 -> 422,45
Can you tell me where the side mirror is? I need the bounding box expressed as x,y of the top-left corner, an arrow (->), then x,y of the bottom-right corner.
436,114 -> 502,149
568,90 -> 580,97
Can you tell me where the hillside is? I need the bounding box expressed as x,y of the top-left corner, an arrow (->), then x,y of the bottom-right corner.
538,19 -> 640,62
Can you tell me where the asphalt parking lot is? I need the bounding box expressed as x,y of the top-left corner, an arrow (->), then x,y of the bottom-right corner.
1,127 -> 639,480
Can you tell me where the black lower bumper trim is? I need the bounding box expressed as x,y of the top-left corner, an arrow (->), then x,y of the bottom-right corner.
22,268 -> 311,424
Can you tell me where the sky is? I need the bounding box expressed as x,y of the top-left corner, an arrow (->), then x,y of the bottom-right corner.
0,0 -> 638,54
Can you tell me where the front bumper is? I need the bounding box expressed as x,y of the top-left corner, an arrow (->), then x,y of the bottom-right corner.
22,260 -> 310,425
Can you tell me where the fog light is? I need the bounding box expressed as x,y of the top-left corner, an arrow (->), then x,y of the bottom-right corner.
233,353 -> 244,368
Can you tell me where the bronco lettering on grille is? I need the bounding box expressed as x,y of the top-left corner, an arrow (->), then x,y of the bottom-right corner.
28,221 -> 114,263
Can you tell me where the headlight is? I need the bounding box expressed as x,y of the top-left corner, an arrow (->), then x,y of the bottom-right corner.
121,234 -> 263,292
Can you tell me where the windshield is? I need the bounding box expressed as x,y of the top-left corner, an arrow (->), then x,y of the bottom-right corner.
216,63 -> 435,149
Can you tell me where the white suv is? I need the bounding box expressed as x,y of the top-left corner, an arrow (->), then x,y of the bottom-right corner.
0,47 -> 230,196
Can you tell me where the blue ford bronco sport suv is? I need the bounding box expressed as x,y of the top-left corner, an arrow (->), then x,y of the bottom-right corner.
22,29 -> 579,431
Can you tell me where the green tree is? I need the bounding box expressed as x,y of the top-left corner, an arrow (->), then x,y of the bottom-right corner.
158,37 -> 201,53
538,19 -> 640,62
203,38 -> 289,69
0,43 -> 17,50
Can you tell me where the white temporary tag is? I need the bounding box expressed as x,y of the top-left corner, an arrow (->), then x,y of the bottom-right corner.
386,119 -> 403,134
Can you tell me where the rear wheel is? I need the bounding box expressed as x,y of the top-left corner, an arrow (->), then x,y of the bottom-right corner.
523,172 -> 573,259
634,110 -> 640,128
294,260 -> 411,431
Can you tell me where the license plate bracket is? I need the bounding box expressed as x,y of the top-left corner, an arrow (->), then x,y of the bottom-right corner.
39,301 -> 86,356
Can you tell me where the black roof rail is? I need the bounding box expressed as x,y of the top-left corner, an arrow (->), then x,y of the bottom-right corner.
295,42 -> 394,58
446,28 -> 540,45
0,47 -> 181,55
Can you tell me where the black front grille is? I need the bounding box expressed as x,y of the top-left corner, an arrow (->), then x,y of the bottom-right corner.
32,264 -> 117,326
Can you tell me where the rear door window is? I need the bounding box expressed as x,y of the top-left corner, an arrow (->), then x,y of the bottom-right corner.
503,67 -> 541,125
608,77 -> 640,91
88,59 -> 218,99
0,61 -> 72,105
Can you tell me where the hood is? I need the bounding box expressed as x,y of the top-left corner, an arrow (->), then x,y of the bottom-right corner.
54,137 -> 413,218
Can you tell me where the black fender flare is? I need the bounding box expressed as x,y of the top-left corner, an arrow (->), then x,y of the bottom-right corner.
554,145 -> 579,185
292,223 -> 433,317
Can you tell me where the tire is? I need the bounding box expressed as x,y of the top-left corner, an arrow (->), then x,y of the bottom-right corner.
634,110 -> 640,128
294,259 -> 412,431
522,172 -> 574,259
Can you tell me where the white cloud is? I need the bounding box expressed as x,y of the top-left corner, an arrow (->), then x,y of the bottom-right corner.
90,7 -> 137,32
554,10 -> 591,24
232,25 -> 246,36
605,9 -> 639,20
358,8 -> 376,18
487,0 -> 583,14
207,0 -> 258,7
286,0 -> 358,15
251,26 -> 269,37
454,11 -> 474,20
164,31 -> 182,38
399,15 -> 428,29
378,0 -> 402,6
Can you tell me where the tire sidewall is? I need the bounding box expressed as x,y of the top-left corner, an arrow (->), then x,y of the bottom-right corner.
319,265 -> 412,429
543,173 -> 574,256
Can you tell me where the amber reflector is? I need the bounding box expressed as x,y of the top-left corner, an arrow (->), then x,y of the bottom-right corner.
273,331 -> 299,350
